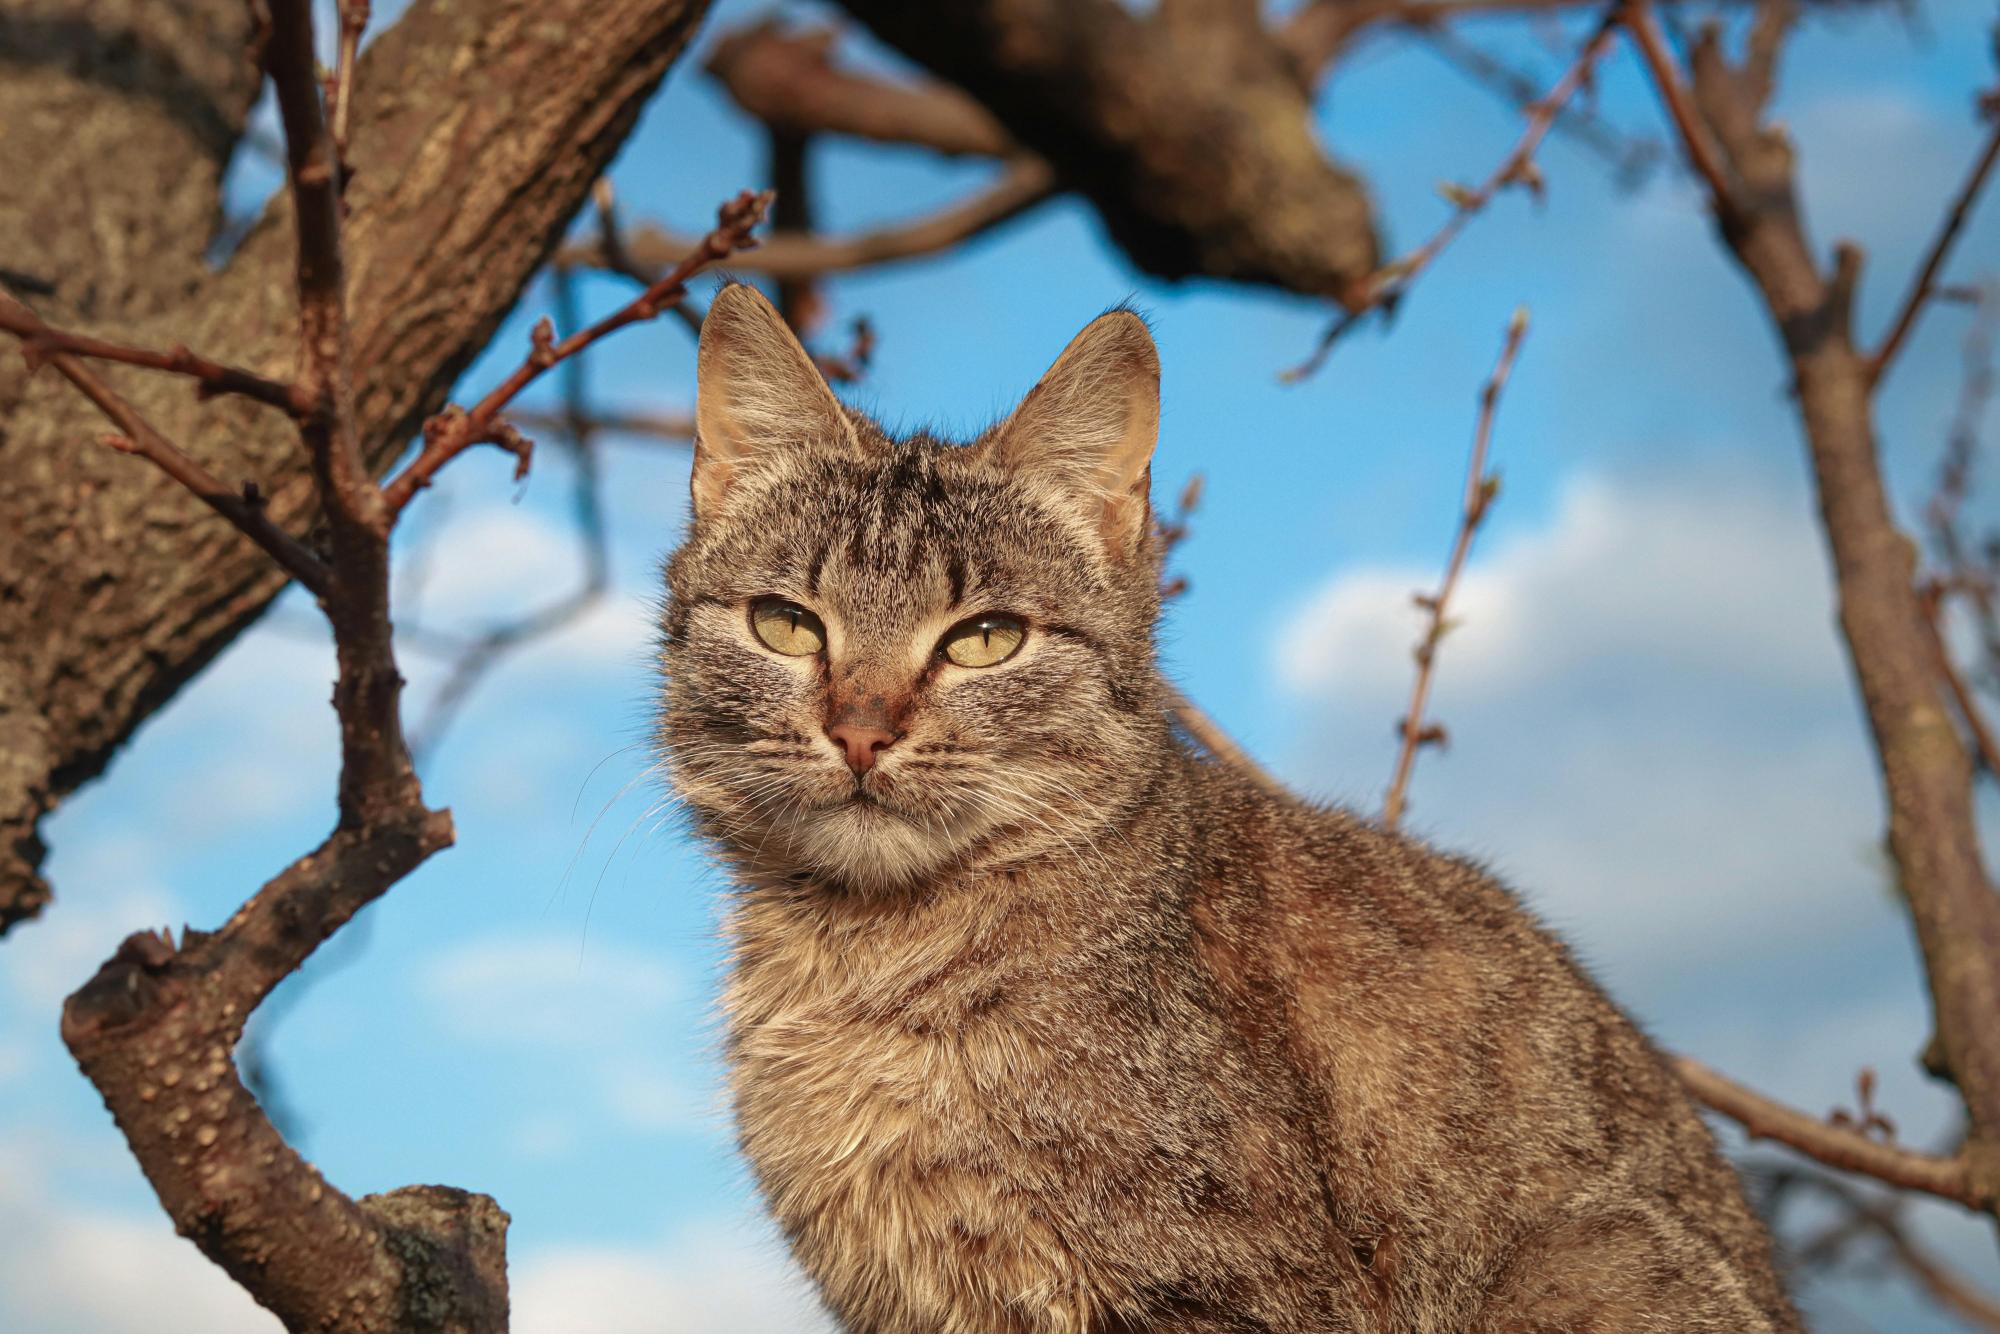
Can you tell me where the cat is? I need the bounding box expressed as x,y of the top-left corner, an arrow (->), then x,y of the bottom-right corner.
656,282 -> 1802,1333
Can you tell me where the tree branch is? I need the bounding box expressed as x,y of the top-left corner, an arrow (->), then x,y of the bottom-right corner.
1383,309 -> 1527,828
1627,0 -> 2000,1219
706,19 -> 1015,158
835,0 -> 1381,295
1871,95 -> 2000,385
1282,13 -> 1613,382
0,0 -> 712,929
0,304 -> 310,416
1677,1056 -> 1997,1211
382,189 -> 771,518
0,288 -> 329,597
1170,688 -> 1291,800
560,158 -> 1056,283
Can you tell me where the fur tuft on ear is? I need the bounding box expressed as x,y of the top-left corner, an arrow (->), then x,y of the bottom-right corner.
984,307 -> 1160,557
692,282 -> 857,519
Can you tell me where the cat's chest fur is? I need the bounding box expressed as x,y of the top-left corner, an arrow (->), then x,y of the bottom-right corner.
722,879 -> 1154,1333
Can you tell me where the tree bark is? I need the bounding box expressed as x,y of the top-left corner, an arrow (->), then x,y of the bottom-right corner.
0,0 -> 713,932
831,0 -> 1382,296
1628,2 -> 2000,1215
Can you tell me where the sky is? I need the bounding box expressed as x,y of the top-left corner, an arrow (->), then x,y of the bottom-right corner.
2,1 -> 1998,1330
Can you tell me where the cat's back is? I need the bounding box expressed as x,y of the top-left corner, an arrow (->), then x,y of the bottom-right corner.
1180,757 -> 1801,1330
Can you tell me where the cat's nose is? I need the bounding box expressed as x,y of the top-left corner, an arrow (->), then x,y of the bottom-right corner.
827,723 -> 898,775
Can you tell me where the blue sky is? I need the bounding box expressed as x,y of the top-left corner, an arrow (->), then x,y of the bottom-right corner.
3,1 -> 1998,1329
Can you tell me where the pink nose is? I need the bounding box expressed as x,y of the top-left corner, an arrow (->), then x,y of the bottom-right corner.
827,723 -> 898,774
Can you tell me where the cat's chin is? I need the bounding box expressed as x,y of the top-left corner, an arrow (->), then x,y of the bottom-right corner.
783,799 -> 964,893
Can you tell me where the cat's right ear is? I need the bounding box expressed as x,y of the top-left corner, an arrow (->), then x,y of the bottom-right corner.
691,283 -> 857,520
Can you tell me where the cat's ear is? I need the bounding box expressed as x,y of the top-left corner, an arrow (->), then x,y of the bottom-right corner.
986,308 -> 1159,558
692,282 -> 857,519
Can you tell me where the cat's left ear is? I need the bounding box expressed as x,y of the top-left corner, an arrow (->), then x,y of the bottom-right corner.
691,282 -> 859,520
985,308 -> 1159,559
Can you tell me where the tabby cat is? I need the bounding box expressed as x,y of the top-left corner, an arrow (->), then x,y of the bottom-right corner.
656,283 -> 1800,1333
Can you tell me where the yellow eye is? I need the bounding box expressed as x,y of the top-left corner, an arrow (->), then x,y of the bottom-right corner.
940,614 -> 1026,668
749,598 -> 826,656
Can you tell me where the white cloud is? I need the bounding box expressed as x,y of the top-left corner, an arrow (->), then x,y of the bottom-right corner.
506,1113 -> 581,1162
512,1217 -> 833,1334
1276,474 -> 1838,699
1273,467 -> 1888,987
414,507 -> 584,622
0,1134 -> 276,1334
1788,88 -> 1963,259
602,1065 -> 714,1135
418,934 -> 713,1137
420,934 -> 681,1047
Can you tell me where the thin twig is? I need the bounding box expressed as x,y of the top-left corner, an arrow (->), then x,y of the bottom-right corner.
1870,95 -> 2000,385
559,160 -> 1056,285
1924,283 -> 2000,707
406,271 -> 614,759
328,1 -> 372,171
1672,1055 -> 1996,1211
1620,0 -> 1741,223
1281,15 -> 1611,383
1382,308 -> 1529,829
1417,21 -> 1663,182
0,304 -> 309,415
1769,1169 -> 2000,1331
381,188 -> 773,518
1157,472 -> 1206,602
506,406 -> 696,443
0,289 -> 328,595
592,178 -> 704,339
1921,583 -> 2000,777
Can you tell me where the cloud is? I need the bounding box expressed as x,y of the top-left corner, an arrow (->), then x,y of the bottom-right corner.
1272,467 -> 1889,989
512,1217 -> 834,1334
0,1133 -> 276,1334
413,507 -> 585,622
419,934 -> 681,1047
1276,474 -> 1838,699
417,934 -> 711,1136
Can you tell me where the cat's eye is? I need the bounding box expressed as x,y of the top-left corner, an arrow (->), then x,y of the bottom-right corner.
749,598 -> 827,657
939,614 -> 1026,668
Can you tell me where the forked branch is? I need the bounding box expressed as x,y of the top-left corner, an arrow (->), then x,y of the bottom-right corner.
1282,15 -> 1611,382
382,189 -> 773,517
1674,1057 -> 1997,1212
45,0 -> 763,1322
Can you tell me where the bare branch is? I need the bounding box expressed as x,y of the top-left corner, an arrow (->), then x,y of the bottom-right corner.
384,188 -> 772,517
1871,95 -> 2000,384
561,159 -> 1057,283
0,304 -> 310,416
1774,1170 -> 2000,1332
508,405 -> 696,443
0,288 -> 329,596
405,272 -> 613,758
1622,3 -> 1743,224
1282,15 -> 1612,382
837,0 -> 1380,295
1674,1056 -> 1997,1211
1417,22 -> 1663,181
1383,309 -> 1528,828
706,19 -> 1016,158
327,0 -> 371,169
1627,0 -> 2000,1194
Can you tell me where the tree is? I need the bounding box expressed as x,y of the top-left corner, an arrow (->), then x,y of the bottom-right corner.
2,0 -> 1997,1327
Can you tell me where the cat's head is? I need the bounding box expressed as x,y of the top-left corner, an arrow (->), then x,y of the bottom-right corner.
658,284 -> 1169,893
